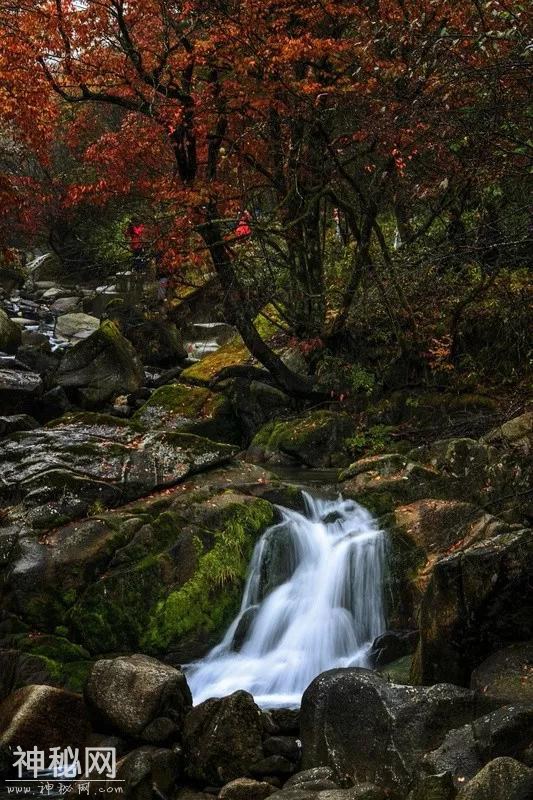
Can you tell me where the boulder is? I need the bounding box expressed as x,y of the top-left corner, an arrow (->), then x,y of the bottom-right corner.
0,684 -> 91,749
284,767 -> 339,791
57,320 -> 143,406
406,773 -> 454,800
456,757 -> 533,800
414,529 -> 533,685
300,668 -> 484,796
184,690 -> 264,785
86,654 -> 191,742
369,630 -> 418,667
248,411 -> 357,468
482,411 -> 533,455
0,414 -> 237,530
0,368 -> 42,414
470,643 -> 533,707
55,312 -> 100,339
219,777 -> 276,800
125,319 -> 187,366
0,308 -> 21,353
51,296 -> 82,315
133,382 -> 240,444
425,704 -> 533,786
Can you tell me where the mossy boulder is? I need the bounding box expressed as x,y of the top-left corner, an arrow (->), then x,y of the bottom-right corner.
57,319 -> 144,406
133,383 -> 240,445
0,308 -> 21,354
249,410 -> 357,468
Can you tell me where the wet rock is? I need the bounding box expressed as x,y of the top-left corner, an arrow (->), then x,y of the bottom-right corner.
219,777 -> 276,800
414,529 -> 533,685
51,296 -> 82,315
86,654 -> 192,742
184,690 -> 264,784
0,367 -> 42,414
232,606 -> 259,650
55,311 -> 100,339
470,643 -> 533,707
0,684 -> 91,750
424,704 -> 533,786
482,411 -> 533,455
369,630 -> 418,667
57,320 -> 143,406
17,342 -> 60,377
0,414 -> 38,436
284,767 -> 337,791
0,414 -> 237,529
456,757 -> 533,800
300,668 -> 484,796
0,307 -> 21,353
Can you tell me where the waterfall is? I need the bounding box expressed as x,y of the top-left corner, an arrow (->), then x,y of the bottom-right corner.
187,492 -> 388,708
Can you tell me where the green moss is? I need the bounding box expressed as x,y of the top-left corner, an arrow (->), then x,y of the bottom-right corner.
181,309 -> 280,385
46,412 -> 129,429
379,654 -> 414,685
251,410 -> 356,467
133,383 -> 239,444
142,498 -> 274,652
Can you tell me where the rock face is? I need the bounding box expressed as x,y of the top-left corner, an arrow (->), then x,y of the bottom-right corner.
0,413 -> 236,530
249,410 -> 357,468
0,684 -> 91,749
219,778 -> 276,800
0,308 -> 21,353
456,757 -> 533,800
57,320 -> 143,406
300,668 -> 483,796
86,654 -> 191,743
414,529 -> 533,685
470,643 -> 533,707
184,690 -> 264,785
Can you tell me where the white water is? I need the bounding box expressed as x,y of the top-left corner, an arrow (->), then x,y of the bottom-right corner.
187,492 -> 387,708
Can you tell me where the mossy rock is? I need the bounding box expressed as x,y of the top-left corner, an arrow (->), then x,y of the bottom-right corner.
2,634 -> 92,694
57,319 -> 144,406
180,310 -> 280,386
249,410 -> 357,468
0,308 -> 22,354
142,495 -> 275,658
133,383 -> 240,445
66,493 -> 275,659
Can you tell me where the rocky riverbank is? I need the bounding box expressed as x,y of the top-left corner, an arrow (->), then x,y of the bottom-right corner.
0,267 -> 531,800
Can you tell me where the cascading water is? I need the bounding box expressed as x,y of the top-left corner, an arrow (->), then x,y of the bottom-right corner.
187,492 -> 388,708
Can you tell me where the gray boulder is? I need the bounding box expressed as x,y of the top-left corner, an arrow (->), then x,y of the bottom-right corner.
425,705 -> 533,787
85,654 -> 191,743
0,367 -> 42,414
55,312 -> 99,339
57,320 -> 143,406
184,690 -> 264,784
300,668 -> 484,796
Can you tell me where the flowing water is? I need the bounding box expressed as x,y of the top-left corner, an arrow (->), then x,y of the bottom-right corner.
187,492 -> 387,708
